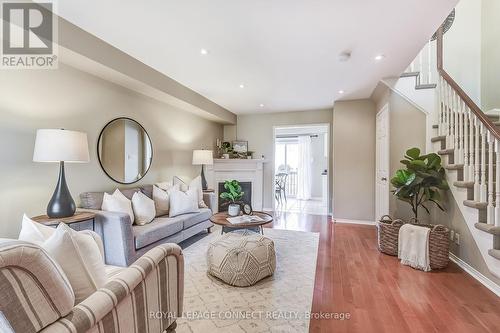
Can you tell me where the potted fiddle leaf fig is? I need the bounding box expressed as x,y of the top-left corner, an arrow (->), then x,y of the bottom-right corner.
220,180 -> 244,216
378,147 -> 451,266
391,147 -> 449,219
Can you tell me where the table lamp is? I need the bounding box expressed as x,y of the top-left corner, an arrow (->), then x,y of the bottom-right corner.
33,129 -> 90,218
192,150 -> 213,190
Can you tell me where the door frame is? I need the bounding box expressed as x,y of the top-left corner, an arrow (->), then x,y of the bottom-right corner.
272,123 -> 331,214
375,104 -> 390,220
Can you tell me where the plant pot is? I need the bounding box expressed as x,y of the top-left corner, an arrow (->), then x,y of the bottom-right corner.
228,203 -> 241,216
223,153 -> 230,159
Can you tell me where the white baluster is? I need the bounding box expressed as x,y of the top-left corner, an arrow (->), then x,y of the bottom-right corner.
448,86 -> 454,150
480,124 -> 487,202
419,52 -> 423,82
438,76 -> 444,136
468,107 -> 475,181
453,91 -> 459,157
474,117 -> 480,201
458,97 -> 464,164
495,139 -> 500,227
488,132 -> 495,224
463,104 -> 469,181
427,40 -> 432,83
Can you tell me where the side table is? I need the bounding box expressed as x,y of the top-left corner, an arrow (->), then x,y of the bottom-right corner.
31,211 -> 97,231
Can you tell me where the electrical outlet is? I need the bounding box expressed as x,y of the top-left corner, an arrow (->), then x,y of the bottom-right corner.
450,230 -> 454,241
455,233 -> 460,245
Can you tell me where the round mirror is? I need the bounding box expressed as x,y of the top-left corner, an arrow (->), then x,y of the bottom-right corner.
97,118 -> 153,184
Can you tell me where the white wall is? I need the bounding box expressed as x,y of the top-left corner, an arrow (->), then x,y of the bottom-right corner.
481,0 -> 500,111
0,63 -> 223,238
332,99 -> 376,221
443,0 -> 482,106
231,109 -> 333,210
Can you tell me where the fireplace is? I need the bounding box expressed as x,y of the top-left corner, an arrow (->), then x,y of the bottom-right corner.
205,158 -> 265,213
218,182 -> 252,212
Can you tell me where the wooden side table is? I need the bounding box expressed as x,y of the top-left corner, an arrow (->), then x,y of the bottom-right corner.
32,211 -> 97,231
210,211 -> 273,235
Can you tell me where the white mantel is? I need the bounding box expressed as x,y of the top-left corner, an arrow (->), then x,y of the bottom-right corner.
205,158 -> 265,212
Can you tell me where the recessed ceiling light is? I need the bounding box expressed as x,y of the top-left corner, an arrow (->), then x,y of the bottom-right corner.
338,90 -> 345,94
239,84 -> 245,89
374,54 -> 385,61
259,103 -> 265,108
200,48 -> 209,55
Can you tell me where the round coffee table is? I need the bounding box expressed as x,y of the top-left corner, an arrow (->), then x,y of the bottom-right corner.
210,211 -> 273,235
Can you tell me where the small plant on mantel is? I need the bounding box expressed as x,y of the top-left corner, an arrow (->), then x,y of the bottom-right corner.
220,180 -> 244,216
391,147 -> 449,219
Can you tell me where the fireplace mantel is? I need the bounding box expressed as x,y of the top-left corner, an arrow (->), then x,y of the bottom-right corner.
205,158 -> 266,212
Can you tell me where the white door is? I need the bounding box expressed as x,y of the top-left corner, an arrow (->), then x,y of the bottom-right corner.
375,105 -> 390,221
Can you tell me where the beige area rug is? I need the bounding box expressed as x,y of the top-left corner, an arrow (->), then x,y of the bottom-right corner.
177,226 -> 319,333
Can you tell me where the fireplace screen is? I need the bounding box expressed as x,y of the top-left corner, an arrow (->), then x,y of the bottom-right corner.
218,181 -> 252,212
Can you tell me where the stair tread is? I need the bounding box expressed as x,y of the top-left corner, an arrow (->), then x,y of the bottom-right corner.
488,249 -> 500,260
445,164 -> 464,170
474,223 -> 500,235
463,200 -> 488,209
453,181 -> 474,188
401,72 -> 419,78
416,83 -> 437,89
431,135 -> 446,143
438,148 -> 454,155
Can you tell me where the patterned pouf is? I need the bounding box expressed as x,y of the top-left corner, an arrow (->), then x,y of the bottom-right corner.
207,230 -> 276,287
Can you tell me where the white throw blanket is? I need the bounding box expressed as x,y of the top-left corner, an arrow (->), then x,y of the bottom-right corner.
398,224 -> 431,271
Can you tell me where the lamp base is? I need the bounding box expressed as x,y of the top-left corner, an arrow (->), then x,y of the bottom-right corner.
201,165 -> 208,191
47,161 -> 76,218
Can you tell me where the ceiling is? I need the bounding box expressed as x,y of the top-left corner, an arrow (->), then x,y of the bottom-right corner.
54,0 -> 458,114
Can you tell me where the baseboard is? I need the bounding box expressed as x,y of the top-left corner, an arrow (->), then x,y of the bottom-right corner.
334,218 -> 376,226
449,252 -> 500,297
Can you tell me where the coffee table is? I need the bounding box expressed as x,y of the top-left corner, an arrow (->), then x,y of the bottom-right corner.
210,211 -> 273,234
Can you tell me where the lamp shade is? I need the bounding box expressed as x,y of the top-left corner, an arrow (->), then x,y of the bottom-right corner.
33,129 -> 90,163
192,150 -> 213,165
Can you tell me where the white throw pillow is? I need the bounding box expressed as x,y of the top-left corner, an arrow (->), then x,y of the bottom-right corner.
153,184 -> 179,217
43,223 -> 107,303
132,191 -> 156,225
174,176 -> 207,208
102,189 -> 135,224
156,180 -> 173,191
18,214 -> 55,244
169,188 -> 200,217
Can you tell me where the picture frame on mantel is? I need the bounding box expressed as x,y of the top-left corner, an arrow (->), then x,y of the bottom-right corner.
232,140 -> 248,153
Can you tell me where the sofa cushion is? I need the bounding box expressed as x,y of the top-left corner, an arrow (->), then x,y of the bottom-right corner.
182,208 -> 212,229
133,216 -> 184,249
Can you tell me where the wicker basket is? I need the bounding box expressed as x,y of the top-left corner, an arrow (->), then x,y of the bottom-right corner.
377,215 -> 450,269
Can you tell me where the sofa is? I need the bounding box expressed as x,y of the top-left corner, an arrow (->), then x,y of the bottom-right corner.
79,185 -> 215,267
0,238 -> 182,333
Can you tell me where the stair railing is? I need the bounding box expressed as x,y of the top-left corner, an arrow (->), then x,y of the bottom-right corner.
436,26 -> 500,227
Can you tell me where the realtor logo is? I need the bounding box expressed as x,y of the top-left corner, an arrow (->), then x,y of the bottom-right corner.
1,1 -> 57,69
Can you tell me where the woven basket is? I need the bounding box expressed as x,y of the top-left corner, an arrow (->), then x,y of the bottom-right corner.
377,215 -> 450,269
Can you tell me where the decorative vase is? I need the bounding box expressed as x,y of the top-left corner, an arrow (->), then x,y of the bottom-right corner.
228,203 -> 240,216
223,153 -> 230,159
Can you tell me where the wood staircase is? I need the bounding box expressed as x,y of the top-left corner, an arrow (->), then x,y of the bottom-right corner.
397,27 -> 500,278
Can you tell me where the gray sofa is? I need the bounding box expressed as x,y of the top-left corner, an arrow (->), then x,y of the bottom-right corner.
79,185 -> 215,267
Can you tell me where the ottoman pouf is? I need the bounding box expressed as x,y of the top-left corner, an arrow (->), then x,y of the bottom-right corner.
207,230 -> 276,287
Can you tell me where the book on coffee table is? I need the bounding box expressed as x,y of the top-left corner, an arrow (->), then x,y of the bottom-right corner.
226,215 -> 265,225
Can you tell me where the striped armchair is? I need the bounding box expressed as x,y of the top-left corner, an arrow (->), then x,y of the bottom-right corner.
0,239 -> 183,333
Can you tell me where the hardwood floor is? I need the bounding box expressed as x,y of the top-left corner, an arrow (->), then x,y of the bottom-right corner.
266,212 -> 500,333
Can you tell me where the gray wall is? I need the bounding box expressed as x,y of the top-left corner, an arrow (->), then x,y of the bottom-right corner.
230,109 -> 333,210
0,63 -> 223,238
332,99 -> 376,221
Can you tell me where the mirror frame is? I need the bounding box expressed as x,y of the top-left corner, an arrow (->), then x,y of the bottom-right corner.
97,117 -> 153,185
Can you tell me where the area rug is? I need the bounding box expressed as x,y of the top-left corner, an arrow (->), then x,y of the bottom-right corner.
177,226 -> 319,333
